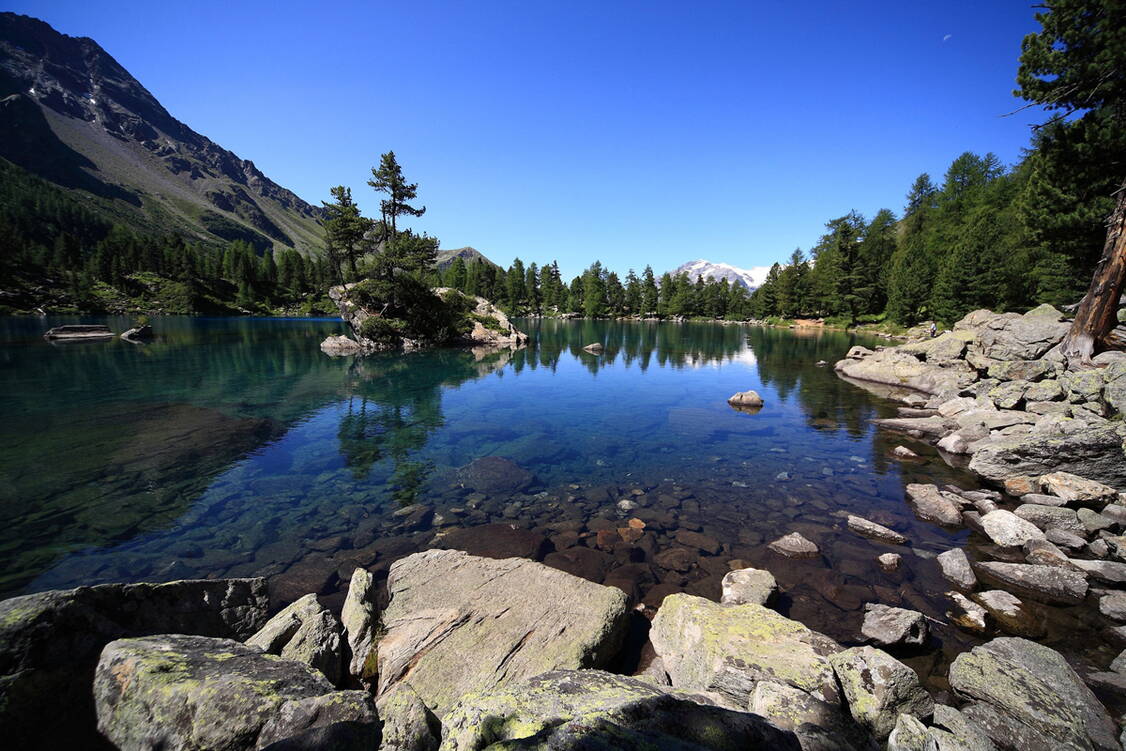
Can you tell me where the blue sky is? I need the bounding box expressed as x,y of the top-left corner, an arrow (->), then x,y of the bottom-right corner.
13,0 -> 1044,278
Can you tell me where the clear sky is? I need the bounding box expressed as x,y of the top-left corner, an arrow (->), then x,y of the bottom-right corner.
11,0 -> 1044,279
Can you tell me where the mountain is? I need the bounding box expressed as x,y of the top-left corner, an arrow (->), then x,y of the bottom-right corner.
434,246 -> 500,270
671,259 -> 771,292
0,12 -> 323,253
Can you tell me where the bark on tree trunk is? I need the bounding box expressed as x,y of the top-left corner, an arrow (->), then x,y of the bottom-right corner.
1061,178 -> 1126,366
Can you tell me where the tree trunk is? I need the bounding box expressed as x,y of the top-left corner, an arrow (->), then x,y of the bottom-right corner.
1060,179 -> 1126,366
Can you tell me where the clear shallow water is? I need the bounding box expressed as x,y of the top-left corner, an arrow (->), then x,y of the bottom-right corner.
1,316 -> 1112,690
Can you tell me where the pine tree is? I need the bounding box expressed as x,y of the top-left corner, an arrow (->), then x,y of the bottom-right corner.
367,151 -> 426,235
641,266 -> 659,315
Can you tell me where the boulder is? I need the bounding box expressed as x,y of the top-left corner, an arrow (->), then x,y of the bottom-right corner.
847,515 -> 908,545
1013,504 -> 1086,536
892,445 -> 921,460
720,567 -> 777,606
899,330 -> 974,363
320,334 -> 364,356
973,562 -> 1088,605
120,324 -> 155,342
94,634 -> 377,751
946,591 -> 989,633
1070,558 -> 1126,584
969,306 -> 1069,362
905,484 -> 963,526
727,390 -> 764,408
439,669 -> 801,751
1078,507 -> 1115,534
247,593 -> 344,686
375,550 -> 630,717
769,531 -> 820,558
930,704 -> 998,751
887,713 -> 929,751
968,421 -> 1126,491
1038,471 -> 1118,505
650,593 -> 841,707
861,603 -> 927,647
1023,539 -> 1077,569
750,680 -> 866,751
949,637 -> 1118,751
0,578 -> 268,748
376,682 -> 440,751
829,646 -> 934,741
987,360 -> 1050,383
1098,592 -> 1126,622
936,548 -> 977,590
878,553 -> 902,572
1024,379 -> 1064,402
835,347 -> 976,395
979,510 -> 1045,548
456,456 -> 536,494
341,568 -> 378,684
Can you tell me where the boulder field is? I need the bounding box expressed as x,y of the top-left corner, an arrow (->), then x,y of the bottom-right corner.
3,549 -> 1124,750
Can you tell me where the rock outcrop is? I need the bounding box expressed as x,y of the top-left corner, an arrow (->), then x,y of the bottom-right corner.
0,577 -> 268,748
375,550 -> 630,717
94,634 -> 377,750
245,592 -> 345,686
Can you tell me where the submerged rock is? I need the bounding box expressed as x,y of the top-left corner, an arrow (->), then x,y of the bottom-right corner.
861,603 -> 927,647
440,669 -> 801,751
375,550 -> 630,717
973,561 -> 1088,605
94,634 -> 377,751
949,637 -> 1118,751
847,515 -> 908,545
905,484 -> 963,526
650,593 -> 841,707
768,531 -> 820,558
456,456 -> 536,495
43,323 -> 113,340
937,548 -> 977,590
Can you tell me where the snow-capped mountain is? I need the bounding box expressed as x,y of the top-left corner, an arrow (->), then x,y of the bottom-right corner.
671,259 -> 771,292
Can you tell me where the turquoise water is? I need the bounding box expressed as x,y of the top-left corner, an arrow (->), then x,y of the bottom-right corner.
1,316 -> 989,650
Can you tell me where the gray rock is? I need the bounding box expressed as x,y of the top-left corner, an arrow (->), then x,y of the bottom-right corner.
320,334 -> 364,355
0,578 -> 268,748
836,346 -> 977,395
988,380 -> 1028,409
969,306 -> 1069,362
947,591 -> 989,633
750,681 -> 864,751
439,669 -> 802,751
968,422 -> 1126,491
1013,504 -> 1086,536
949,636 -> 1118,751
906,484 -> 963,526
341,567 -> 377,684
878,553 -> 902,572
847,514 -> 908,545
1039,471 -> 1118,504
974,561 -> 1088,605
1022,539 -> 1078,570
376,682 -> 440,751
1024,379 -> 1064,402
1046,527 -> 1088,550
651,593 -> 842,707
861,603 -> 928,646
43,323 -> 113,339
988,360 -> 1050,383
94,634 -> 377,751
1111,649 -> 1126,674
970,590 -> 1042,637
980,510 -> 1045,547
937,548 -> 977,590
769,531 -> 820,558
1078,507 -> 1115,534
246,593 -> 344,686
892,445 -> 921,460
1099,592 -> 1126,622
457,456 -> 536,494
1070,558 -> 1126,584
1018,492 -> 1067,506
720,567 -> 777,606
728,390 -> 764,408
375,550 -> 630,718
887,713 -> 929,751
120,324 -> 155,342
931,704 -> 997,751
829,646 -> 934,741
582,341 -> 604,353
960,701 -> 1057,751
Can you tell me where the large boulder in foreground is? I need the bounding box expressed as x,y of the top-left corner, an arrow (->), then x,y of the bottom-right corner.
829,646 -> 934,742
649,593 -> 842,708
375,550 -> 630,718
439,669 -> 801,751
948,636 -> 1117,751
94,634 -> 377,751
0,578 -> 269,748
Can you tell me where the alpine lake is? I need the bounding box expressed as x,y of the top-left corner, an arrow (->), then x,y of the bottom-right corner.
0,315 -> 1116,696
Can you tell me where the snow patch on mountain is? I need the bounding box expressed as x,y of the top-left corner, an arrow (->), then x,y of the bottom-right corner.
671,259 -> 771,292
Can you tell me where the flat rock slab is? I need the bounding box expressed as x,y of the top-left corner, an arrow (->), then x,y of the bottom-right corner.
949,637 -> 1118,751
94,634 -> 376,751
440,670 -> 801,751
861,603 -> 927,647
650,593 -> 842,707
980,510 -> 1045,548
847,515 -> 908,545
906,484 -> 963,527
974,561 -> 1087,605
375,549 -> 630,718
1039,471 -> 1118,504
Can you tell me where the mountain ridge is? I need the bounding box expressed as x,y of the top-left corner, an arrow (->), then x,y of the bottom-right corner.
671,259 -> 770,292
0,12 -> 324,254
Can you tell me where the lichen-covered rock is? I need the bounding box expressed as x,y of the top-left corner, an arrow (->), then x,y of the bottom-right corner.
970,591 -> 1044,638
439,669 -> 801,751
650,593 -> 842,707
968,421 -> 1126,491
341,568 -> 377,684
376,682 -> 440,751
937,548 -> 977,590
861,603 -> 927,647
905,484 -> 963,526
973,562 -> 1087,605
750,680 -> 865,751
979,510 -> 1045,548
930,704 -> 997,751
1012,504 -> 1086,537
375,550 -> 630,718
1038,471 -> 1119,505
948,637 -> 1118,751
720,567 -> 777,606
246,593 -> 344,686
887,713 -> 929,751
0,578 -> 268,748
828,646 -> 934,741
94,634 -> 377,751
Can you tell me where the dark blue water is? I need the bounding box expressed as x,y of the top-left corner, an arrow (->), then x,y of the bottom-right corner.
0,316 -> 993,653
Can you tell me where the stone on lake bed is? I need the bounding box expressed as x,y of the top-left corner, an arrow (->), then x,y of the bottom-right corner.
675,528 -> 722,555
980,510 -> 1045,548
94,634 -> 377,751
861,603 -> 927,647
768,531 -> 820,558
847,514 -> 908,545
727,389 -> 764,408
375,549 -> 631,718
949,637 -> 1119,751
456,456 -> 536,494
937,548 -> 977,590
973,561 -> 1087,605
878,553 -> 901,572
891,445 -> 920,460
720,567 -> 777,606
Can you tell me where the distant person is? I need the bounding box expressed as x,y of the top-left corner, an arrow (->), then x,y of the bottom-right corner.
929,322 -> 937,338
